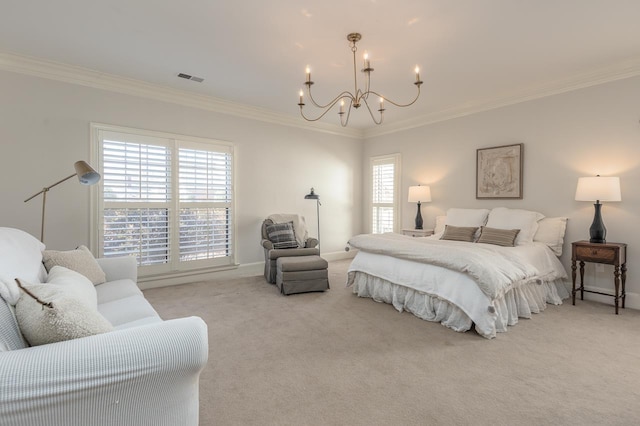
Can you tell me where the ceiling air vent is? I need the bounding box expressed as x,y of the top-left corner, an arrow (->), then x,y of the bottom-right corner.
177,73 -> 204,83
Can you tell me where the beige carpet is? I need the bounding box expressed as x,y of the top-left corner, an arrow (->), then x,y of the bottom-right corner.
144,260 -> 640,426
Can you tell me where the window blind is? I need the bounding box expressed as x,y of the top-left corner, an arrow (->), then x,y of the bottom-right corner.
371,155 -> 399,234
96,127 -> 234,274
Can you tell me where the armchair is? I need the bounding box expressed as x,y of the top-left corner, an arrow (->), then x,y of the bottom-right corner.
261,214 -> 319,283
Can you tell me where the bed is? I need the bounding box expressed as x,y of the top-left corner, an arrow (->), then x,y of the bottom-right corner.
347,208 -> 570,339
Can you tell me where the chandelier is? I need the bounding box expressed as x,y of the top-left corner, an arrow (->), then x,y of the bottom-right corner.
298,32 -> 423,127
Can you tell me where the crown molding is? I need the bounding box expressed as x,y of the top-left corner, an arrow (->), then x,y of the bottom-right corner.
363,56 -> 640,138
3,51 -> 640,141
0,51 -> 363,140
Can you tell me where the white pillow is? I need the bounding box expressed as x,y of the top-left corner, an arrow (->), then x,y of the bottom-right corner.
445,208 -> 491,227
43,245 -> 106,285
533,217 -> 568,256
15,282 -> 113,346
0,228 -> 46,285
485,207 -> 545,246
46,266 -> 98,309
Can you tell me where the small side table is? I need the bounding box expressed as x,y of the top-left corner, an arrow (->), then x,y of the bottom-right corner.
571,240 -> 627,314
402,229 -> 434,238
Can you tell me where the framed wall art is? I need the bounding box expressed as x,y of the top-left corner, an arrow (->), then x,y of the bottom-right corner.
476,143 -> 523,199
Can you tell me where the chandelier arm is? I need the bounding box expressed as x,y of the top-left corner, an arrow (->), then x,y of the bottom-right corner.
361,96 -> 384,125
365,86 -> 421,108
339,100 -> 354,127
307,87 -> 355,109
300,95 -> 351,122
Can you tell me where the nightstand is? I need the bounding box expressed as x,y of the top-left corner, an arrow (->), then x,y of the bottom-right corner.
402,229 -> 434,238
571,240 -> 627,314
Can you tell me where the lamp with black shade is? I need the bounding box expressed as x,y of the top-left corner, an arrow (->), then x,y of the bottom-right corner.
575,175 -> 621,244
407,185 -> 431,230
304,187 -> 321,252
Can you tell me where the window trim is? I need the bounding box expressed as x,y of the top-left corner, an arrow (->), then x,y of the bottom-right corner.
90,123 -> 237,278
369,153 -> 401,234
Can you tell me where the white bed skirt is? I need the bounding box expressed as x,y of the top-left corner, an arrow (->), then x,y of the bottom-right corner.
349,271 -> 569,339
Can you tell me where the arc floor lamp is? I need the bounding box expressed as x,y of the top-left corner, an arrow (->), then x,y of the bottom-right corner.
24,160 -> 101,242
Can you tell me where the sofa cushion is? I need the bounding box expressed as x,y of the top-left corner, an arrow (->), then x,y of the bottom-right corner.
98,294 -> 160,328
15,282 -> 113,346
43,245 -> 106,285
95,279 -> 143,304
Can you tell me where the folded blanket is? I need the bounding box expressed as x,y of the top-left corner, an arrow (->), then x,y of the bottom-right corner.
0,275 -> 21,305
348,233 -> 541,301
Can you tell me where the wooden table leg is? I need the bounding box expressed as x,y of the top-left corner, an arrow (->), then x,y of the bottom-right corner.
571,260 -> 577,305
579,261 -> 585,300
614,265 -> 620,315
621,263 -> 627,310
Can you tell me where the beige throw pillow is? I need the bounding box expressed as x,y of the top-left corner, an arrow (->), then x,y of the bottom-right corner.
440,225 -> 479,242
477,226 -> 520,247
15,281 -> 113,346
43,245 -> 106,285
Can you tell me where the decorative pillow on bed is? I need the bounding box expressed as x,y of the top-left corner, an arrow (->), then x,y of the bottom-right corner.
533,217 -> 568,256
440,225 -> 479,242
266,222 -> 299,249
485,207 -> 544,246
445,208 -> 491,227
477,226 -> 520,247
43,246 -> 106,285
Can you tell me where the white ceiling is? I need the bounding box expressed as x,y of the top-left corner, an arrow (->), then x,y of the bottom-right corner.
2,0 -> 640,132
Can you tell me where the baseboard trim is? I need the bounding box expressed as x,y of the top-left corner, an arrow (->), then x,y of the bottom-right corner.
139,249 -> 356,290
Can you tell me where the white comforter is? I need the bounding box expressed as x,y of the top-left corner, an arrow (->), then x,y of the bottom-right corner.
347,233 -> 568,337
348,233 -> 565,301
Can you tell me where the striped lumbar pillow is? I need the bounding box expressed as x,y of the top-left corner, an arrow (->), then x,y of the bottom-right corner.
266,222 -> 299,249
477,226 -> 520,247
440,225 -> 479,242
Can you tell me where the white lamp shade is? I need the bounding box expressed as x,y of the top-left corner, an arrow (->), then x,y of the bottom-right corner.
575,176 -> 621,202
408,185 -> 432,203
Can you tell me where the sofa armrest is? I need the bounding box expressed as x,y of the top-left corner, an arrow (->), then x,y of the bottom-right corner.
97,256 -> 138,282
0,316 -> 208,426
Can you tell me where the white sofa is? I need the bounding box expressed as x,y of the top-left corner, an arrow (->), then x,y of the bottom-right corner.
0,228 -> 208,426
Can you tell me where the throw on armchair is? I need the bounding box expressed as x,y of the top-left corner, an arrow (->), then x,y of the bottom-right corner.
261,214 -> 319,283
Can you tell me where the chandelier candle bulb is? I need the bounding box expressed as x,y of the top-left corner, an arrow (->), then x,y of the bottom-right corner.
299,90 -> 304,105
364,52 -> 370,69
339,99 -> 345,113
305,67 -> 311,83
415,66 -> 420,83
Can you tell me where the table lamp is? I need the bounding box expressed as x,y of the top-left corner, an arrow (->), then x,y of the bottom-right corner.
575,175 -> 621,244
408,185 -> 431,230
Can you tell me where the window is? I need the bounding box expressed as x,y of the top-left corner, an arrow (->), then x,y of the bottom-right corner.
91,124 -> 234,276
370,154 -> 400,234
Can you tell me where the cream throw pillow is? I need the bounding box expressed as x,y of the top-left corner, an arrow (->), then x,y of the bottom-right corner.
43,245 -> 106,285
15,281 -> 112,346
46,266 -> 98,309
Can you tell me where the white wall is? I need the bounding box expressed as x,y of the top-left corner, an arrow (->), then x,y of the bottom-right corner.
0,70 -> 362,283
363,75 -> 640,309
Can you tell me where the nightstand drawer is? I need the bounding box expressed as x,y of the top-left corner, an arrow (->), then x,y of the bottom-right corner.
402,229 -> 434,238
575,245 -> 616,263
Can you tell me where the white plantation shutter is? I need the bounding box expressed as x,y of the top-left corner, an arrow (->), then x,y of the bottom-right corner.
178,143 -> 233,262
94,125 -> 234,276
371,154 -> 400,234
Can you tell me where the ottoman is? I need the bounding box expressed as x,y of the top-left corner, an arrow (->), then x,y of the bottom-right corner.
276,255 -> 330,295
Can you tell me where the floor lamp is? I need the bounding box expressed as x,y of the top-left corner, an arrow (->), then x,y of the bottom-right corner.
24,160 -> 101,242
304,188 -> 321,253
